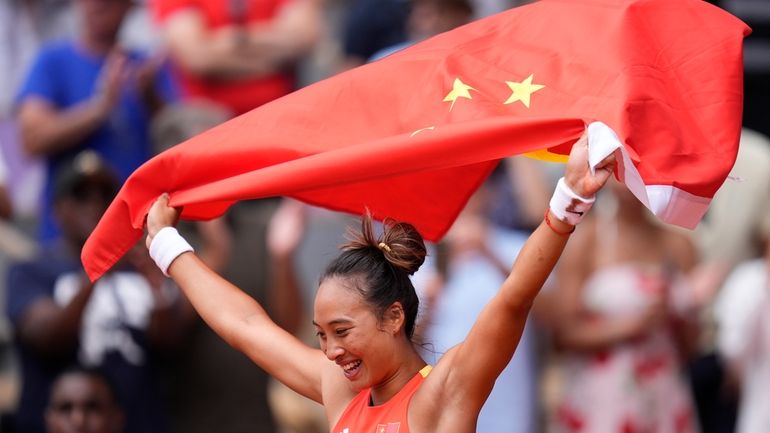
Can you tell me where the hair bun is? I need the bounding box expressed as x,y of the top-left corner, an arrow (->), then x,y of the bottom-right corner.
343,213 -> 427,275
378,219 -> 427,275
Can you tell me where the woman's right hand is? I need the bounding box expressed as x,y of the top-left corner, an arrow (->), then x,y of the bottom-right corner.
145,193 -> 181,249
564,130 -> 616,198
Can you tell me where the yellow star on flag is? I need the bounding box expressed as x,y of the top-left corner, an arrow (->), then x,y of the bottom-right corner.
443,78 -> 476,111
504,74 -> 545,108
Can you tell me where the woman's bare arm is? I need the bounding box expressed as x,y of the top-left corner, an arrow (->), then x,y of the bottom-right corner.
426,132 -> 616,414
147,195 -> 327,403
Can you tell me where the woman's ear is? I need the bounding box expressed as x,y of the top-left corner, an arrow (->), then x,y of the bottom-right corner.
384,302 -> 405,335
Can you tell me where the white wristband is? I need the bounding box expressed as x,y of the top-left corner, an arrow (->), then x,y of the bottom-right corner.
149,227 -> 194,276
549,177 -> 595,225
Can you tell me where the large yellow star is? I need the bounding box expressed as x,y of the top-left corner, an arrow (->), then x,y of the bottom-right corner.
443,78 -> 476,111
504,74 -> 545,108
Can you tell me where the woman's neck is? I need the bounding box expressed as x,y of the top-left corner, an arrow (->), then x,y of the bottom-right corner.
369,349 -> 425,406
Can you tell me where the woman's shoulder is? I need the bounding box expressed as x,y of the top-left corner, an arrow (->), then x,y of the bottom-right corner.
408,349 -> 479,433
408,349 -> 460,433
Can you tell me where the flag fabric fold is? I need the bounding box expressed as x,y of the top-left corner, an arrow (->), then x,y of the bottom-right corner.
82,0 -> 749,281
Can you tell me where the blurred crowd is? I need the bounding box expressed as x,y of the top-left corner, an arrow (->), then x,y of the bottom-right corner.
0,0 -> 768,433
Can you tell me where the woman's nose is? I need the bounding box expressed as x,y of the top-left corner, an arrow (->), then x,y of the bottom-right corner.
324,341 -> 344,361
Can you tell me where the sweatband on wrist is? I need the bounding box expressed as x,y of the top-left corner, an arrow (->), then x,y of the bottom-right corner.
549,177 -> 595,225
149,227 -> 194,277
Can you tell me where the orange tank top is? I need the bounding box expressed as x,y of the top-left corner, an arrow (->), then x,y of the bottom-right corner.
332,365 -> 432,433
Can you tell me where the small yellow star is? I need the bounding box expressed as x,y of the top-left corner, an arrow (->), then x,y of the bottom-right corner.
443,78 -> 476,111
504,74 -> 545,108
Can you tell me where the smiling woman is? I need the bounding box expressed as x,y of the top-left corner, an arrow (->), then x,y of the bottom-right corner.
143,129 -> 616,433
314,216 -> 426,402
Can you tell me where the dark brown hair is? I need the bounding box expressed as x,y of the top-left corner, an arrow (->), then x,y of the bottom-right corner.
321,212 -> 427,339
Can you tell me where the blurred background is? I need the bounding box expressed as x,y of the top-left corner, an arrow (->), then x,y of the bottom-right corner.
0,0 -> 768,432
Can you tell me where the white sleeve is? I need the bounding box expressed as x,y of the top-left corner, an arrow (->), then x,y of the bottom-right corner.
713,261 -> 767,362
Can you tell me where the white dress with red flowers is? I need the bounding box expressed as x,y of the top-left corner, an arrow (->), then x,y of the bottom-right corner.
553,264 -> 699,433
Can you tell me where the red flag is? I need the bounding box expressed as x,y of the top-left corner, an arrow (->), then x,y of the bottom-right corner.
81,0 -> 749,281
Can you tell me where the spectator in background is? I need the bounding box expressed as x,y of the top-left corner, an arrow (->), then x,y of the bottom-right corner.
340,0 -> 410,69
1,2 -> 76,422
540,181 -> 701,433
45,366 -> 125,433
369,0 -> 472,61
5,152 -> 183,433
696,129 -> 770,274
713,207 -> 770,433
414,184 -> 539,433
0,0 -> 74,228
15,0 -> 175,244
688,128 -> 770,433
152,0 -> 321,117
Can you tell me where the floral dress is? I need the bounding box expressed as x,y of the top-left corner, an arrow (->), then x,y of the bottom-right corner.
553,264 -> 699,433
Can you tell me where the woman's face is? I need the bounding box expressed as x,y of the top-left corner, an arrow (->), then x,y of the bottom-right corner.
313,277 -> 399,391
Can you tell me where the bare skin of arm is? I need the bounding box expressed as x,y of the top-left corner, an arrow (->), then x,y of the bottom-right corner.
146,199 -> 351,407
409,133 -> 617,433
19,98 -> 111,157
162,0 -> 321,81
266,199 -> 306,334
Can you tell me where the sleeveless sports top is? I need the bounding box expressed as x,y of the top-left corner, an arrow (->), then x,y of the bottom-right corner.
332,365 -> 433,433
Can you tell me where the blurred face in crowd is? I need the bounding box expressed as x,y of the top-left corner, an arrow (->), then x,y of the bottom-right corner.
54,180 -> 115,249
45,372 -> 124,433
408,1 -> 472,40
76,0 -> 132,43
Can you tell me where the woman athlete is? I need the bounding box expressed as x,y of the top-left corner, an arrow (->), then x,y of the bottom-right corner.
145,130 -> 616,433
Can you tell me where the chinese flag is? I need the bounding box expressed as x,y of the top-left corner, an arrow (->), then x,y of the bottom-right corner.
82,0 -> 749,281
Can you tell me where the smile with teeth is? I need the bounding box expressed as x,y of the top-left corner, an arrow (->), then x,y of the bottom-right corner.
342,360 -> 361,373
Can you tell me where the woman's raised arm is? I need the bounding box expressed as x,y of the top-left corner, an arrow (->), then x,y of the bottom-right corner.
145,194 -> 328,403
428,131 -> 616,414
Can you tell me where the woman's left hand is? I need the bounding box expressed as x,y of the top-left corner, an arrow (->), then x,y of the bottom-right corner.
564,130 -> 617,197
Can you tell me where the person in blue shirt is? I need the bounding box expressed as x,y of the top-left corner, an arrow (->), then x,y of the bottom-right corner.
15,0 -> 176,244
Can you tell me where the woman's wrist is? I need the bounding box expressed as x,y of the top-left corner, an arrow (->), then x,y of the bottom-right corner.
549,177 -> 595,225
544,209 -> 575,236
149,227 -> 194,277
